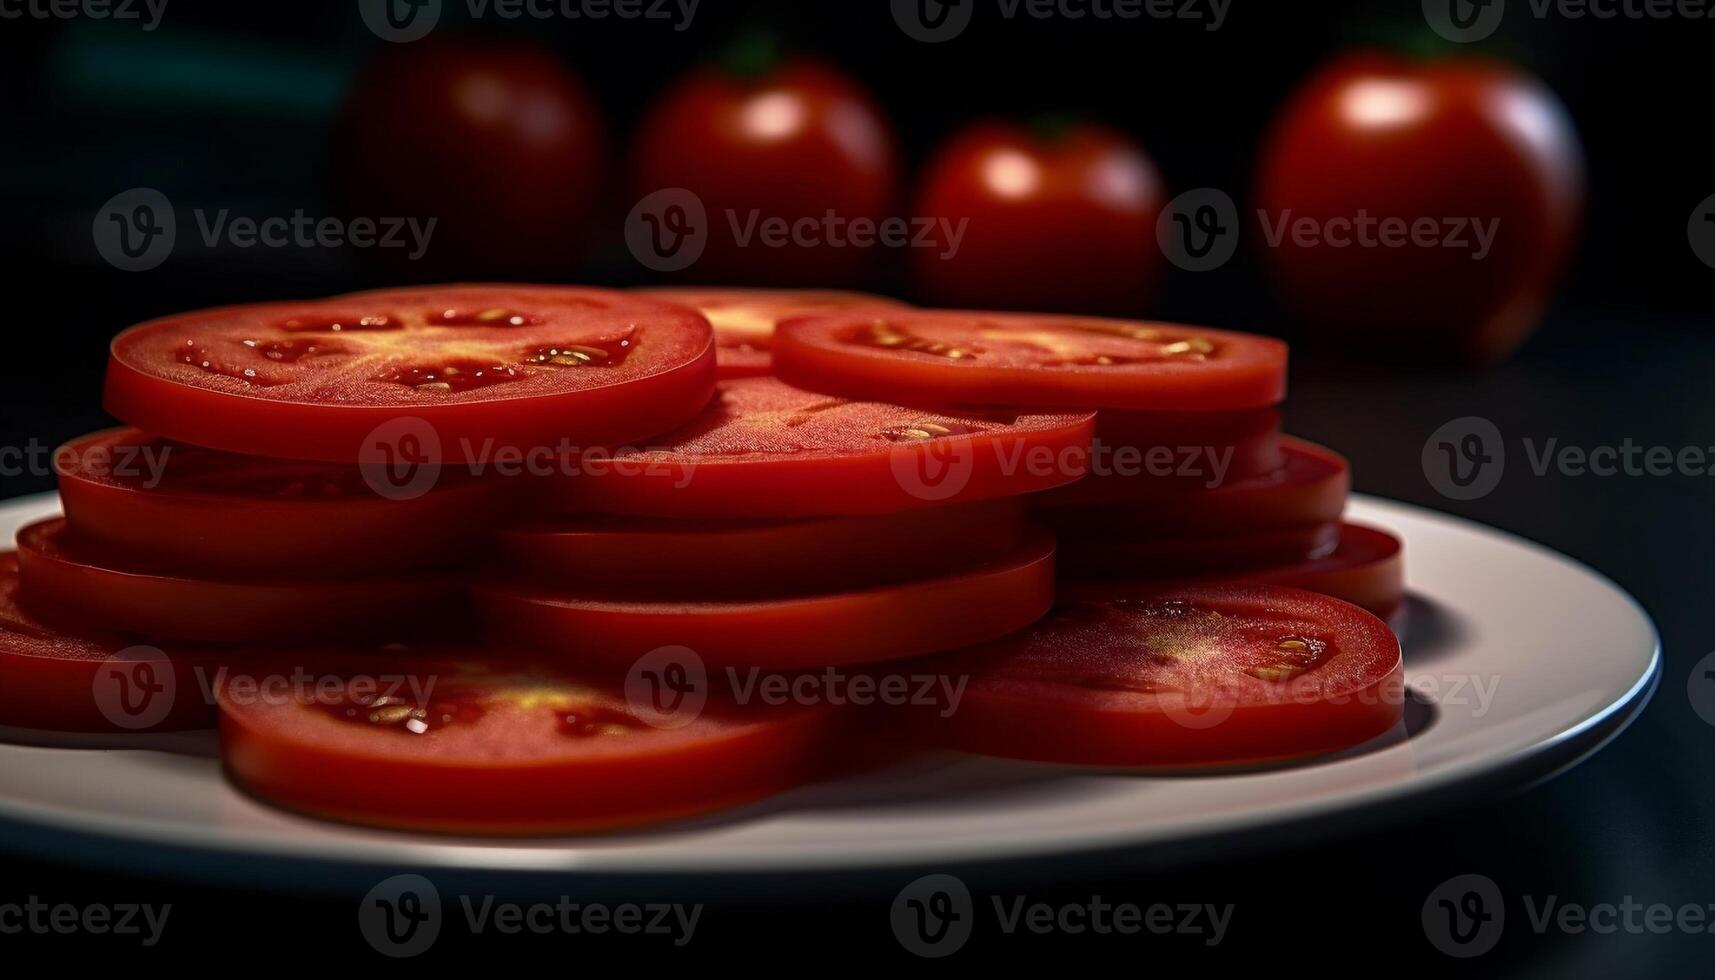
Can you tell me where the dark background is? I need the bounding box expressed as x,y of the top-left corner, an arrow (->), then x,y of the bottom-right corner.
0,0 -> 1710,972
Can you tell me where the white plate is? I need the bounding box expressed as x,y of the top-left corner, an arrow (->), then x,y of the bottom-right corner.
0,492 -> 1658,879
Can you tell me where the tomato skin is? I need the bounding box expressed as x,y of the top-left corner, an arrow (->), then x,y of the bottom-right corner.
15,519 -> 462,643
637,287 -> 910,378
1234,523 -> 1405,619
631,59 -> 899,284
337,38 -> 606,278
912,122 -> 1165,315
1256,53 -> 1583,363
474,530 -> 1057,670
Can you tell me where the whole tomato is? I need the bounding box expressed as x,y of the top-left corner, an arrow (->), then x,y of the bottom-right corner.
630,57 -> 898,285
1256,53 -> 1583,364
911,122 -> 1165,315
338,38 -> 606,278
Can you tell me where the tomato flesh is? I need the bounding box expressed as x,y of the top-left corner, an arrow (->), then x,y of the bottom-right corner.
554,377 -> 1095,518
638,288 -> 909,378
475,529 -> 1057,669
15,519 -> 460,643
926,583 -> 1404,767
219,653 -> 841,834
774,311 -> 1287,411
104,285 -> 715,463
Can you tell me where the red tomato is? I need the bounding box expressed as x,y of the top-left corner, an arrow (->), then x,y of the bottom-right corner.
0,553 -> 221,732
630,58 -> 898,284
1234,523 -> 1405,620
1081,407 -> 1283,490
1037,437 -> 1348,526
925,583 -> 1404,767
912,121 -> 1165,314
1256,53 -> 1583,363
637,287 -> 910,378
219,654 -> 841,834
774,311 -> 1287,411
1056,522 -> 1340,579
474,529 -> 1056,670
337,38 -> 606,278
553,377 -> 1095,519
499,498 -> 1028,599
104,285 -> 715,464
15,519 -> 460,643
55,428 -> 517,576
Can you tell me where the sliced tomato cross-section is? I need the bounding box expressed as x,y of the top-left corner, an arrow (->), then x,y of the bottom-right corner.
638,287 -> 909,378
1233,523 -> 1405,620
924,583 -> 1404,767
553,377 -> 1095,518
774,311 -> 1288,411
104,285 -> 716,463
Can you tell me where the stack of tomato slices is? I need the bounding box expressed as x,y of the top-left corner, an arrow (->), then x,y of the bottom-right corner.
0,285 -> 1410,835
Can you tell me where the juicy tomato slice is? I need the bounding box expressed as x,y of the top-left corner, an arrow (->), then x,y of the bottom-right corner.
104,285 -> 716,463
499,498 -> 1028,600
475,529 -> 1057,669
55,428 -> 517,576
637,288 -> 910,378
773,311 -> 1288,411
15,519 -> 460,643
1233,523 -> 1405,620
555,377 -> 1095,519
927,583 -> 1404,767
1037,437 -> 1349,529
1057,522 -> 1340,579
218,652 -> 841,834
1085,407 -> 1283,488
0,552 -> 222,732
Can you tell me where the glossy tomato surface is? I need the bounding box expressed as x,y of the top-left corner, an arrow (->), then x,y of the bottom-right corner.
219,653 -> 840,834
15,519 -> 460,643
1257,53 -> 1583,363
56,428 -> 517,575
926,583 -> 1404,767
638,287 -> 909,378
912,121 -> 1165,314
774,311 -> 1287,411
0,553 -> 221,732
631,58 -> 898,284
104,285 -> 715,463
338,38 -> 606,277
475,529 -> 1056,669
554,377 -> 1095,518
499,497 -> 1028,599
1080,406 -> 1283,490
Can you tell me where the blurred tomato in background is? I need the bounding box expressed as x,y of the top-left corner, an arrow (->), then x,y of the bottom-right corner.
1256,53 -> 1584,365
337,37 -> 607,279
911,121 -> 1165,315
630,48 -> 899,286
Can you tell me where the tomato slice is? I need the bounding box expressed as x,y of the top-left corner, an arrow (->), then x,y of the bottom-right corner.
55,428 -> 517,576
498,498 -> 1028,599
554,377 -> 1095,518
0,553 -> 222,732
475,529 -> 1056,669
774,311 -> 1288,411
1057,522 -> 1340,579
925,583 -> 1404,767
1232,523 -> 1405,619
104,285 -> 716,463
1085,407 -> 1283,488
637,288 -> 909,379
218,652 -> 841,834
15,519 -> 460,643
1037,437 -> 1349,529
